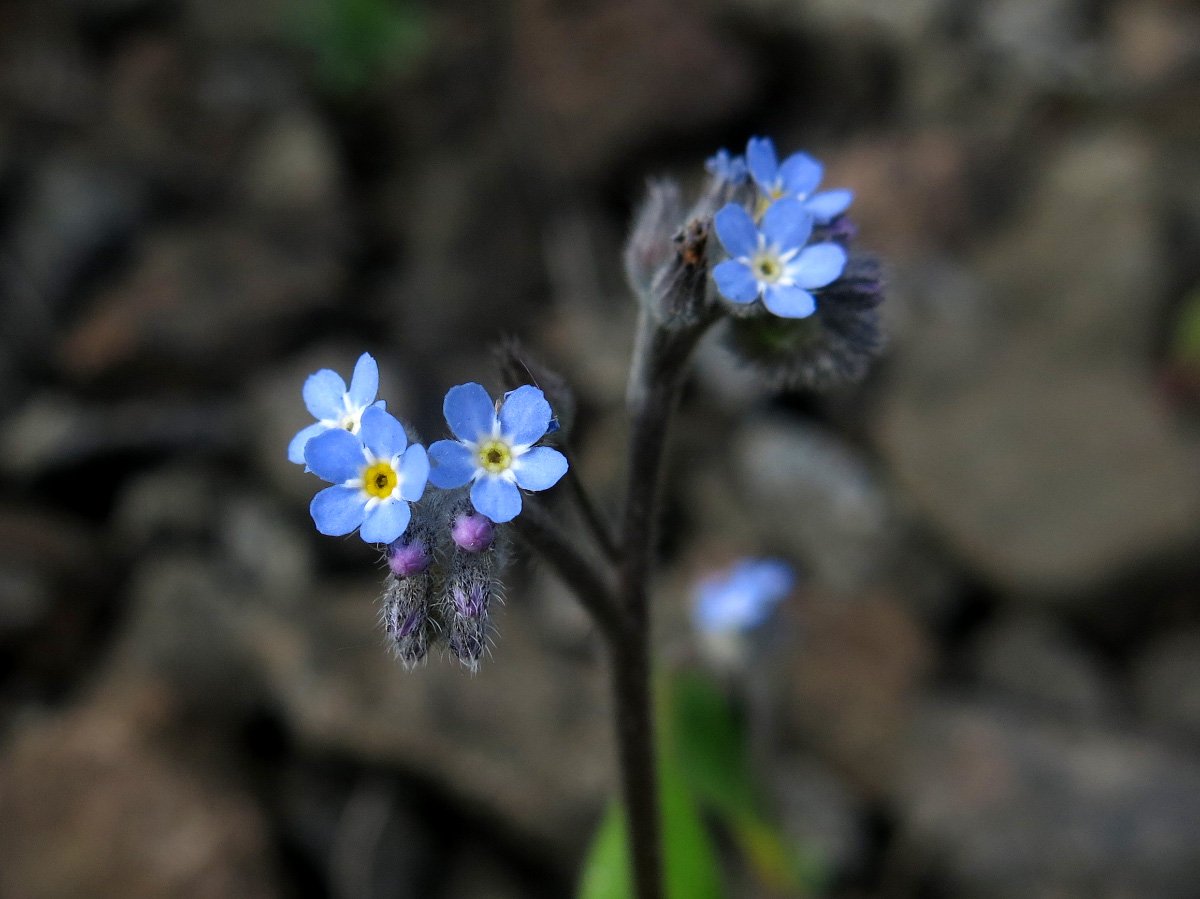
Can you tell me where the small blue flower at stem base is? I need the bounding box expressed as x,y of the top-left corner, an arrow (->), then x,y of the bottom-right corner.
304,405 -> 429,544
427,383 -> 568,524
693,558 -> 796,635
746,136 -> 853,223
712,199 -> 847,319
288,352 -> 385,465
705,148 -> 748,185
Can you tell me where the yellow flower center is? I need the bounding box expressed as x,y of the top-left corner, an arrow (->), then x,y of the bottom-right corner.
363,460 -> 397,499
752,252 -> 782,282
477,439 -> 512,474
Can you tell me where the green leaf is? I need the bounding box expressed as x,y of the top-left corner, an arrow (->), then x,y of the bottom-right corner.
1171,285 -> 1200,365
578,677 -> 724,899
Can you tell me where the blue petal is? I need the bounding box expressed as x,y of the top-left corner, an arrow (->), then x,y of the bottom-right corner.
360,498 -> 411,544
804,189 -> 853,222
471,476 -> 522,523
347,353 -> 379,408
778,152 -> 823,198
359,406 -> 407,459
428,440 -> 475,488
762,285 -> 817,318
303,368 -> 346,420
745,136 -> 778,189
397,444 -> 429,502
443,382 -> 496,443
310,485 -> 366,536
304,428 -> 366,484
513,446 -> 568,491
789,242 -> 846,289
499,385 -> 552,446
288,422 -> 327,464
714,203 -> 758,259
760,198 -> 813,251
713,260 -> 760,304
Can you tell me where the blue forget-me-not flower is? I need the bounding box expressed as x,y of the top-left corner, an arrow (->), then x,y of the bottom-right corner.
705,148 -> 748,185
427,383 -> 568,524
713,198 -> 847,319
304,405 -> 429,543
288,352 -> 384,464
746,136 -> 853,223
693,558 -> 796,635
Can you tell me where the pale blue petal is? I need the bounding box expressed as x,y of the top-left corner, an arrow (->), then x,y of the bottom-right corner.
359,406 -> 407,459
347,353 -> 379,407
513,446 -> 568,491
499,385 -> 552,446
428,440 -> 475,488
713,260 -> 760,304
304,428 -> 366,484
714,203 -> 758,258
789,242 -> 846,289
310,485 -> 366,536
763,285 -> 817,319
360,498 -> 411,544
303,368 -> 347,420
761,198 -> 813,251
804,189 -> 853,222
745,136 -> 778,189
288,422 -> 327,464
443,382 -> 496,443
397,444 -> 429,502
471,476 -> 522,523
778,152 -> 823,198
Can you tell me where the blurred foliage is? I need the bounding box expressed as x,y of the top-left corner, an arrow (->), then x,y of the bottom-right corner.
578,672 -> 829,898
288,0 -> 428,95
1169,285 -> 1200,368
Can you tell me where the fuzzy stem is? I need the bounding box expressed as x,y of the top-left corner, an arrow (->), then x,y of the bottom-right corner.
611,307 -> 718,899
561,446 -> 620,563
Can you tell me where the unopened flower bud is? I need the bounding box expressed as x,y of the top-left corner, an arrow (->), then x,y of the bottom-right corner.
452,513 -> 495,553
387,535 -> 431,577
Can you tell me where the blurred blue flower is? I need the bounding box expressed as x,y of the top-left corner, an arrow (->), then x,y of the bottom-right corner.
427,383 -> 568,524
705,148 -> 748,185
288,352 -> 385,464
693,558 -> 796,634
304,405 -> 428,543
746,136 -> 853,223
713,199 -> 847,319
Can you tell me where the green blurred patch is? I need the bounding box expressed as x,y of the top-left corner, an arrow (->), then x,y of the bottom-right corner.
288,0 -> 428,95
578,672 -> 831,898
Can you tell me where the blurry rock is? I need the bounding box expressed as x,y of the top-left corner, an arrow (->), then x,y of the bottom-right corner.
771,756 -> 869,878
875,131 -> 1200,600
219,493 -> 314,604
970,615 -> 1114,721
899,698 -> 1200,899
0,393 -> 242,479
976,0 -> 1101,89
439,841 -> 538,899
58,224 -> 345,379
1132,629 -> 1200,745
734,417 -> 955,611
115,554 -> 264,715
778,593 -> 931,794
0,505 -> 97,640
0,680 -> 279,898
240,108 -> 347,227
0,10 -> 100,125
1109,0 -> 1200,90
246,577 -> 612,853
113,464 -> 220,549
7,153 -> 146,314
510,0 -> 756,179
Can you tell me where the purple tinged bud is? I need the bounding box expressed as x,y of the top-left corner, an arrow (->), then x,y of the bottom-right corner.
387,536 -> 430,577
452,582 -> 488,619
452,513 -> 495,553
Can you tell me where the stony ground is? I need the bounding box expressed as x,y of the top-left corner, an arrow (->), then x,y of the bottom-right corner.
2,1 -> 1200,897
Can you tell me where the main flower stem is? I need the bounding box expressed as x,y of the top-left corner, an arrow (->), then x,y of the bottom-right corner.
613,308 -> 717,899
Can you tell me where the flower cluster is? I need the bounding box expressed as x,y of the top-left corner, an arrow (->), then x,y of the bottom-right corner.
288,356 -> 568,667
290,357 -> 567,543
708,136 -> 850,320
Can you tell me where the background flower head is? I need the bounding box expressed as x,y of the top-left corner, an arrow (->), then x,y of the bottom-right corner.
288,352 -> 384,465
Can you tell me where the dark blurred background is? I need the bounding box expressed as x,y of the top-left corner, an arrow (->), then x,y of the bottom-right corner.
2,0 -> 1200,896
